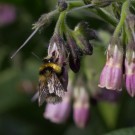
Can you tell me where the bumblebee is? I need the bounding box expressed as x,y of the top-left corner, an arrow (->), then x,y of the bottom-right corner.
38,57 -> 65,106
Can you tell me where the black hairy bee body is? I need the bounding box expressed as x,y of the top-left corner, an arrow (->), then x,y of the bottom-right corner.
38,58 -> 65,106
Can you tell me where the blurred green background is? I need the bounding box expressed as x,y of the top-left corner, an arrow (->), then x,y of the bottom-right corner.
1,0 -> 135,135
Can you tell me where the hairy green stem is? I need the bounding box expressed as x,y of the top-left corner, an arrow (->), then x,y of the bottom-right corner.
67,1 -> 118,27
68,1 -> 84,9
54,11 -> 66,36
92,8 -> 118,27
113,0 -> 130,38
48,9 -> 59,20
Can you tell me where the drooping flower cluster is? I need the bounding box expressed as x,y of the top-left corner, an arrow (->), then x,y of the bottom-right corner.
99,14 -> 135,97
11,0 -> 135,129
43,79 -> 90,128
37,19 -> 96,106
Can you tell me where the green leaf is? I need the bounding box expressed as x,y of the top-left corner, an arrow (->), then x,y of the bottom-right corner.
104,127 -> 135,135
98,102 -> 119,129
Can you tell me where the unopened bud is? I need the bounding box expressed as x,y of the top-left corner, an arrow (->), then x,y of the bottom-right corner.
73,21 -> 96,55
58,0 -> 68,12
66,33 -> 82,73
32,10 -> 58,30
48,33 -> 67,66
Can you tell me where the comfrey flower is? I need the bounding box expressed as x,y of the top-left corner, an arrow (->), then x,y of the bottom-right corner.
98,38 -> 123,91
0,3 -> 16,27
125,42 -> 135,97
43,88 -> 72,123
73,85 -> 90,128
43,78 -> 91,128
124,15 -> 135,97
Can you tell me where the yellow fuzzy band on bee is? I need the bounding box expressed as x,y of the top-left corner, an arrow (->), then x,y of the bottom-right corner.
39,63 -> 62,74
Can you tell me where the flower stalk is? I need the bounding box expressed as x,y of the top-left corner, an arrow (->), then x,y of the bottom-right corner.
113,0 -> 130,38
54,11 -> 67,36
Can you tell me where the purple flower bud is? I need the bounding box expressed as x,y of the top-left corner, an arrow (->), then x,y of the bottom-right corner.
43,86 -> 72,123
98,41 -> 123,91
48,34 -> 67,66
125,45 -> 135,97
59,66 -> 68,90
73,87 -> 90,128
66,33 -> 82,73
0,3 -> 16,27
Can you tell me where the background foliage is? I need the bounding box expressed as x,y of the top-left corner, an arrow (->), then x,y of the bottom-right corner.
0,0 -> 135,135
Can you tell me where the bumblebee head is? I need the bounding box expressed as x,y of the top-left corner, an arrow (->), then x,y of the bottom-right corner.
42,57 -> 53,64
42,54 -> 59,64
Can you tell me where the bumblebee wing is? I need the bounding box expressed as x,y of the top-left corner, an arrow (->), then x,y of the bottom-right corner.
38,73 -> 65,106
38,75 -> 49,106
48,73 -> 65,97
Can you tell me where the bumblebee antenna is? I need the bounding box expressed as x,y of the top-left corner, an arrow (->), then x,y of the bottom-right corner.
10,28 -> 39,59
31,52 -> 42,61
